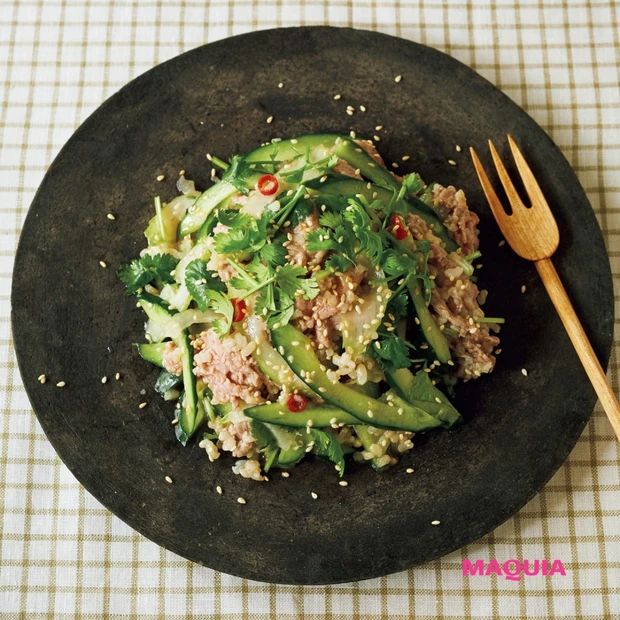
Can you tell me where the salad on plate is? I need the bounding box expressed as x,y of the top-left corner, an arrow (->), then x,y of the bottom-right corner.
118,133 -> 501,481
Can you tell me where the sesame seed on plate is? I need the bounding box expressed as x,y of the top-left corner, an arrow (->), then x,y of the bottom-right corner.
375,125 -> 383,131
266,116 -> 274,124
281,472 -> 290,478
360,105 -> 367,112
56,381 -> 66,388
216,485 -> 222,494
339,481 -> 348,487
391,162 -> 399,169
156,174 -> 165,181
521,285 -> 526,293
38,374 -> 46,384
99,261 -> 107,268
165,476 -> 173,484
278,82 -> 283,88
333,94 -> 342,100
346,109 -> 354,116
237,497 -> 246,504
101,376 -> 108,384
498,239 -> 506,247
431,520 -> 441,525
139,402 -> 147,409
311,492 -> 318,499
171,418 -> 179,425
107,213 -> 116,220
456,144 -> 462,152
448,159 -> 457,166
349,130 -> 356,139
402,155 -> 410,161
406,468 -> 414,474
395,75 -> 403,82
115,372 -> 121,380
373,135 -> 381,142
522,368 -> 528,376
206,153 -> 212,161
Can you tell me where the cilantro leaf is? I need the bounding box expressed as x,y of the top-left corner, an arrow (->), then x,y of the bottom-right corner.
217,208 -> 253,229
325,253 -> 355,272
221,155 -> 256,195
287,199 -> 314,228
213,227 -> 253,254
402,172 -> 426,195
382,250 -> 416,276
209,291 -> 234,336
258,239 -> 288,267
308,429 -> 345,477
249,420 -> 280,473
368,332 -> 411,374
117,253 -> 179,295
387,290 -> 409,321
266,298 -> 295,329
276,264 -> 319,300
184,259 -> 226,312
319,211 -> 344,229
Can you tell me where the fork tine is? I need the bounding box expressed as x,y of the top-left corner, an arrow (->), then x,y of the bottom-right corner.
469,146 -> 511,231
507,134 -> 551,212
488,139 -> 528,213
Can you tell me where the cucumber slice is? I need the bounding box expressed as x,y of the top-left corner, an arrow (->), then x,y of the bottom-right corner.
135,342 -> 167,367
178,180 -> 238,237
407,281 -> 451,364
386,367 -> 461,428
271,325 -> 442,433
244,402 -> 360,427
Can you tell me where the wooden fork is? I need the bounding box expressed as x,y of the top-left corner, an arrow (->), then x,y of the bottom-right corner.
470,135 -> 620,442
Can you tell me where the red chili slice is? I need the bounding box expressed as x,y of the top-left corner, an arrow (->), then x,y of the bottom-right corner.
390,214 -> 408,240
256,174 -> 279,196
231,298 -> 247,322
286,393 -> 307,412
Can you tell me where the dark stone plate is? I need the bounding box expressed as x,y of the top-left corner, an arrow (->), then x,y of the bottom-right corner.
11,27 -> 613,585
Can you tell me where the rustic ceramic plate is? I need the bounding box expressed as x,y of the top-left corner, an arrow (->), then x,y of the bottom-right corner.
12,27 -> 613,584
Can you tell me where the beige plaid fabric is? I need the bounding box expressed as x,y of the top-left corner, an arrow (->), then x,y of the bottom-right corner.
1,0 -> 619,617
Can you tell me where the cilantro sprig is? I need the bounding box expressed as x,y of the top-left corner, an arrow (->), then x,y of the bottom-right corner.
117,253 -> 179,295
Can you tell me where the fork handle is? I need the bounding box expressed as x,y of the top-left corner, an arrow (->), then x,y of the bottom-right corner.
535,257 -> 620,441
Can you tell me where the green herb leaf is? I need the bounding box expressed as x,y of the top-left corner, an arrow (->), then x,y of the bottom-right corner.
185,259 -> 226,311
221,155 -> 257,195
276,264 -> 319,300
117,253 -> 179,295
402,172 -> 426,195
308,429 -> 345,477
368,332 -> 411,374
258,239 -> 288,267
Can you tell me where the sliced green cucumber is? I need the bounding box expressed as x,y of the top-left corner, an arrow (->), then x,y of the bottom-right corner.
271,325 -> 442,433
178,180 -> 238,237
135,342 -> 167,367
407,281 -> 451,364
386,367 -> 461,427
244,402 -> 360,427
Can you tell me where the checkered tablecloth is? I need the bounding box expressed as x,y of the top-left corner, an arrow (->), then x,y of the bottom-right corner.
1,1 -> 619,618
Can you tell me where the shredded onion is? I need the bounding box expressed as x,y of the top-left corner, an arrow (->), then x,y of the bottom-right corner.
176,175 -> 196,195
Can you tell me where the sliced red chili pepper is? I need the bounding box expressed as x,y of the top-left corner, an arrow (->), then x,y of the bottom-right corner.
286,393 -> 307,413
390,214 -> 408,240
256,174 -> 279,196
231,298 -> 247,322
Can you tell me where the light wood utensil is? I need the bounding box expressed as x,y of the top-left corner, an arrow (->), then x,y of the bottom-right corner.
470,135 -> 620,442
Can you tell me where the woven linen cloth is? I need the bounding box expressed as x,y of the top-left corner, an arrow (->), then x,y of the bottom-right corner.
1,1 -> 619,618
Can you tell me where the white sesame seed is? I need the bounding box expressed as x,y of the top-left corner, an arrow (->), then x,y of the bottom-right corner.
210,168 -> 217,179
522,368 -> 528,376
101,376 -> 108,384
99,261 -> 107,268
401,155 -> 410,161
456,144 -> 462,152
107,213 -> 116,220
346,109 -> 354,116
171,418 -> 179,425
346,105 -> 354,111
349,130 -> 356,139
431,520 -> 441,525
397,408 -> 404,415
373,135 -> 381,142
278,82 -> 283,88
334,94 -> 342,100
156,174 -> 165,181
521,285 -> 526,293
435,397 -> 442,404
360,105 -> 366,112
311,492 -> 318,499
448,159 -> 457,166
367,410 -> 374,418
165,476 -> 173,484
339,480 -> 348,487
318,387 -> 327,393
216,485 -> 222,494
391,162 -> 399,169
375,125 -> 383,131
395,75 -> 403,82
281,472 -> 290,478
56,381 -> 66,388
38,374 -> 46,384
498,239 -> 506,247
237,497 -> 246,504
139,402 -> 147,409
406,468 -> 414,474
